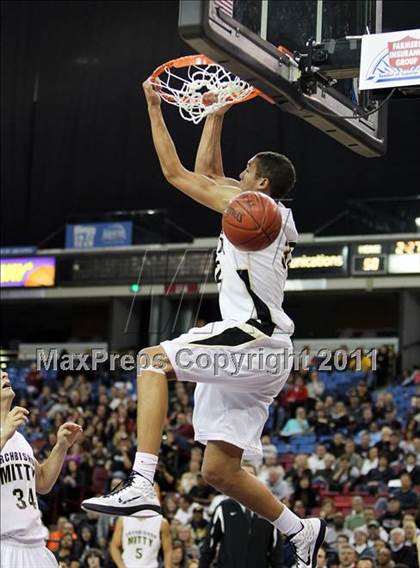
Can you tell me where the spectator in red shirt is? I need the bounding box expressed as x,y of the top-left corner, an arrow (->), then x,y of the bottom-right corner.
26,363 -> 43,391
174,412 -> 194,440
285,375 -> 308,411
48,518 -> 77,553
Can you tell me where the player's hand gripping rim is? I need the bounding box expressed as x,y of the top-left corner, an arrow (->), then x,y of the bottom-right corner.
143,79 -> 162,108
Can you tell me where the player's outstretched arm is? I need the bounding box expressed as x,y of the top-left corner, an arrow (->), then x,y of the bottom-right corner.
143,80 -> 240,213
194,108 -> 241,187
195,112 -> 225,177
35,422 -> 82,494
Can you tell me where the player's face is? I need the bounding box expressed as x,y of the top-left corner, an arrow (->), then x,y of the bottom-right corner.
239,157 -> 266,192
0,372 -> 15,401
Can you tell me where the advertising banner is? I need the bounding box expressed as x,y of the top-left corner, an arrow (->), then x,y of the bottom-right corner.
65,222 -> 133,249
1,257 -> 56,288
0,246 -> 37,256
360,29 -> 420,90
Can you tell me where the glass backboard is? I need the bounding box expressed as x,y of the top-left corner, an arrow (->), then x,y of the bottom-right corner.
233,0 -> 378,52
179,0 -> 387,157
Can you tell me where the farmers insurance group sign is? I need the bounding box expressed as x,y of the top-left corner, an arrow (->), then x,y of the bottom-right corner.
359,29 -> 420,90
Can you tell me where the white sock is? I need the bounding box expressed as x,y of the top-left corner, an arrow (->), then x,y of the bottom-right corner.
133,452 -> 158,483
272,506 -> 303,536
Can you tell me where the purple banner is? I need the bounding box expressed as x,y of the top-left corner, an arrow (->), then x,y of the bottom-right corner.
0,257 -> 56,288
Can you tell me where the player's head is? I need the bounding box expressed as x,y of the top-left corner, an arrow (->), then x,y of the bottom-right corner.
1,372 -> 15,408
239,152 -> 296,198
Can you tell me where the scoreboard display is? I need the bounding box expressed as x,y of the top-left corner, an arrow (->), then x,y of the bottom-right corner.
350,240 -> 420,277
288,245 -> 348,278
2,240 -> 418,289
288,240 -> 420,279
352,254 -> 387,275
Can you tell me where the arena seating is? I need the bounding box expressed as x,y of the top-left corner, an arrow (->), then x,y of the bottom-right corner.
3,346 -> 420,567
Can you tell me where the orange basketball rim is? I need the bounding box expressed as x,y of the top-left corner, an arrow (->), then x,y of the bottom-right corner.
148,54 -> 273,124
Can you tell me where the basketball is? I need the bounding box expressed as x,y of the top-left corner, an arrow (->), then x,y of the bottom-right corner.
222,191 -> 282,251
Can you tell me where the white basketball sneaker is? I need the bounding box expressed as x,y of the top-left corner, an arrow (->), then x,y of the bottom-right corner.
81,471 -> 161,517
288,518 -> 327,568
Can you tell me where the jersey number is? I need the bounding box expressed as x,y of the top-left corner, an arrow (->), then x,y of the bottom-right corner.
282,241 -> 296,270
13,488 -> 37,510
136,548 -> 143,559
214,235 -> 224,284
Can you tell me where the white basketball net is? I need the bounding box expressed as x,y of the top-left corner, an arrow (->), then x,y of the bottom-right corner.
151,58 -> 256,124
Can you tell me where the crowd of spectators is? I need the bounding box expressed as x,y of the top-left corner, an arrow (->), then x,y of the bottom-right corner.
5,345 -> 420,567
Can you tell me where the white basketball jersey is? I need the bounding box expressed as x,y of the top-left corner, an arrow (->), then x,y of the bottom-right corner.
215,203 -> 298,334
122,515 -> 162,568
0,432 -> 48,545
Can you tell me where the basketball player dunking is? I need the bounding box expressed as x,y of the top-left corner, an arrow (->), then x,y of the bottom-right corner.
83,81 -> 326,568
1,371 -> 82,568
